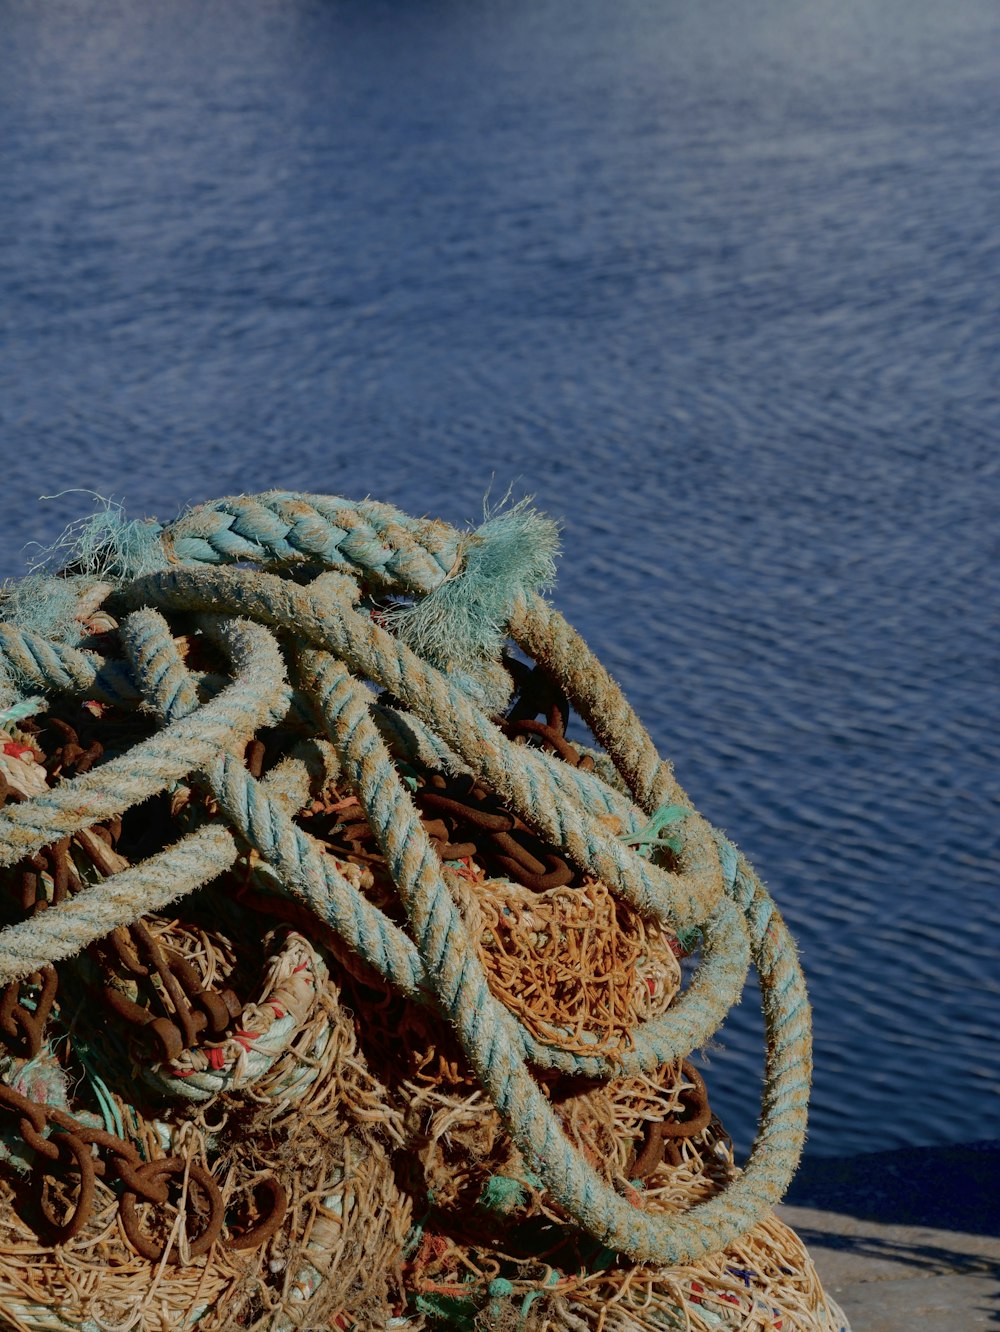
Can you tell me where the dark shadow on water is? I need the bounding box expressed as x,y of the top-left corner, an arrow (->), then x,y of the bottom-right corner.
789,1141 -> 1000,1237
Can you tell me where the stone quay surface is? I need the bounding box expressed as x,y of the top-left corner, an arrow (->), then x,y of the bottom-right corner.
777,1141 -> 1000,1330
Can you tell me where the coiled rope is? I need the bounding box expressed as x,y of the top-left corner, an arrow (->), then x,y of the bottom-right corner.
0,490 -> 811,1268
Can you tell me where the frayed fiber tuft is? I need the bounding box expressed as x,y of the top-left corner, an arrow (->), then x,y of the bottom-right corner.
30,496 -> 166,582
389,499 -> 559,672
0,574 -> 92,643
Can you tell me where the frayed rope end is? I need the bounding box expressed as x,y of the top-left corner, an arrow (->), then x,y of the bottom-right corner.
389,499 -> 560,672
28,494 -> 166,583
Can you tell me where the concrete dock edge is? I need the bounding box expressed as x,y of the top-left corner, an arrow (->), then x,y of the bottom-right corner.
776,1141 -> 1000,1330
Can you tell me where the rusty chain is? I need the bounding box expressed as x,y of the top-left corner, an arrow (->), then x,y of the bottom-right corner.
628,1062 -> 715,1179
0,1082 -> 285,1258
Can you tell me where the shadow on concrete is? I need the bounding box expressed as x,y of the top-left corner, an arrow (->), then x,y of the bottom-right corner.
788,1140 -> 1000,1237
782,1142 -> 1000,1328
794,1223 -> 1000,1279
792,1223 -> 1000,1327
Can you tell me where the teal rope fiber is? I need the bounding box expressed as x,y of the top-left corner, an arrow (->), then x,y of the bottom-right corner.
0,624 -> 142,707
117,608 -> 753,1083
0,491 -> 812,1271
0,739 -> 337,981
0,639 -> 748,1084
162,491 -> 462,592
298,640 -> 808,1265
0,695 -> 47,727
120,608 -> 428,1000
113,562 -> 809,1257
0,617 -> 290,867
123,567 -> 722,932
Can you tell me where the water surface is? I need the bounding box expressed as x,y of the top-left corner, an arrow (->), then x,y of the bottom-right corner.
1,0 -> 998,1159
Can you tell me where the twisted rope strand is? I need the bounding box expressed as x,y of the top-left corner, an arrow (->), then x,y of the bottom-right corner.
0,490 -> 814,1279
121,611 -> 753,1082
162,491 -> 461,593
119,609 -> 428,1000
0,623 -> 141,706
300,642 -> 809,1265
0,617 -> 289,868
512,592 -> 723,914
123,567 -> 719,931
0,741 -> 336,983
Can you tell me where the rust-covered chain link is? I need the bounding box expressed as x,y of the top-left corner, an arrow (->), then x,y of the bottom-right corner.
503,655 -> 598,774
416,773 -> 577,892
101,919 -> 242,1064
628,1062 -> 715,1179
0,829 -> 243,1066
0,1081 -> 188,1246
0,1083 -> 286,1259
0,834 -> 73,1058
323,657 -> 606,894
68,806 -> 246,1064
0,964 -> 57,1059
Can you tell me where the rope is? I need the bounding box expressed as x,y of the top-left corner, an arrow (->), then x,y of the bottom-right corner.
0,616 -> 289,866
125,567 -> 720,932
0,740 -> 337,980
0,624 -> 141,707
161,491 -> 462,592
0,490 -> 812,1272
125,607 -> 755,1081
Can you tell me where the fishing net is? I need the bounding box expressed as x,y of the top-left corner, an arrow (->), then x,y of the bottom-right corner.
0,491 -> 850,1331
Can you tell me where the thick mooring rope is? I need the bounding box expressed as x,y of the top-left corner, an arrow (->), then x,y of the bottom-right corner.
0,490 -> 812,1270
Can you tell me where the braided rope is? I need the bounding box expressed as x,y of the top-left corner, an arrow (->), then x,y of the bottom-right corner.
121,607 -> 428,999
0,616 -> 289,866
0,741 -> 336,981
0,490 -> 812,1272
161,491 -> 461,592
0,624 -> 141,707
300,643 -> 808,1263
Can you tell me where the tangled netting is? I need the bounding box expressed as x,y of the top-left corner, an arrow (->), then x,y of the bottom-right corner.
0,492 -> 850,1331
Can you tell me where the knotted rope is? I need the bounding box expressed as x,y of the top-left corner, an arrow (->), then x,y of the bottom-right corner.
0,490 -> 811,1270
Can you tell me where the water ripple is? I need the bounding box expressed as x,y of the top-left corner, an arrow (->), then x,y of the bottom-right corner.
0,0 -> 998,1161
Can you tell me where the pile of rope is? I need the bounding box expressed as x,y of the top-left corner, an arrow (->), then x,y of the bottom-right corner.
0,491 -> 850,1331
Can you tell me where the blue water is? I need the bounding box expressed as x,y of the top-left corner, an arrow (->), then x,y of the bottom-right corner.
1,0 -> 998,1161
